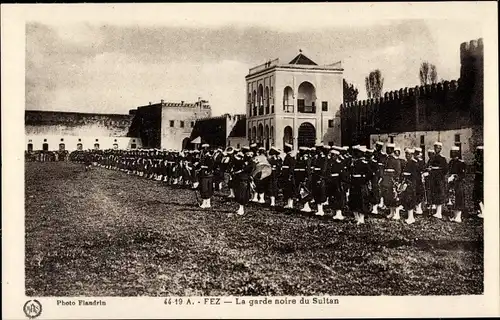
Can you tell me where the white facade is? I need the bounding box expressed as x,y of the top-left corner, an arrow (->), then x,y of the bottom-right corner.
159,101 -> 211,151
246,54 -> 343,151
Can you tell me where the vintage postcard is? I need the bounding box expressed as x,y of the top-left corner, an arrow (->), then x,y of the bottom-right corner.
2,2 -> 499,319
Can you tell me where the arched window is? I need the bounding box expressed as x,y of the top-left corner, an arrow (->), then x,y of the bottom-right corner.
270,86 -> 275,113
248,128 -> 252,143
265,87 -> 270,114
252,126 -> 256,143
265,125 -> 270,149
283,86 -> 294,113
27,143 -> 33,152
297,81 -> 317,113
248,93 -> 252,116
257,123 -> 264,145
77,143 -> 83,151
258,84 -> 264,115
94,143 -> 100,150
113,143 -> 119,149
270,126 -> 274,146
252,90 -> 257,116
42,143 -> 49,151
59,143 -> 65,151
283,126 -> 293,147
298,122 -> 316,147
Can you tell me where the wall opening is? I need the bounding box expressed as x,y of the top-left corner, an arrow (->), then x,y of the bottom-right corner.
131,144 -> 137,149
77,143 -> 83,151
283,126 -> 293,147
265,125 -> 270,150
283,86 -> 294,113
94,143 -> 100,150
270,125 -> 274,146
322,101 -> 328,112
42,143 -> 49,151
27,143 -> 33,152
113,143 -> 119,149
257,123 -> 264,146
182,137 -> 191,150
265,86 -> 270,114
298,122 -> 316,147
59,143 -> 65,151
297,81 -> 316,113
420,135 -> 425,162
258,84 -> 264,115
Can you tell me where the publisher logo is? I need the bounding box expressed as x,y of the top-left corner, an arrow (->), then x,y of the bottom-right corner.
23,300 -> 42,319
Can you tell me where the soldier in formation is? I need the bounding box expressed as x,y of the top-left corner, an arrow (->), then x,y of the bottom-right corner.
68,139 -> 483,224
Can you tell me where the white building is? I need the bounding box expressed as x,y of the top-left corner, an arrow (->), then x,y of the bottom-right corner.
246,52 -> 344,150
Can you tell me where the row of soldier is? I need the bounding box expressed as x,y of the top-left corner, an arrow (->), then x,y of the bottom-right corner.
25,150 -> 70,162
70,141 -> 484,224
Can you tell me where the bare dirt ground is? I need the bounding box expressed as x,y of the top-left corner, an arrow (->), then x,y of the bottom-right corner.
25,162 -> 483,296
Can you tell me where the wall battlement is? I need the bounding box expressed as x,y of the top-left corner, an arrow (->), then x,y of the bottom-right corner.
340,38 -> 483,147
342,80 -> 461,110
460,38 -> 484,62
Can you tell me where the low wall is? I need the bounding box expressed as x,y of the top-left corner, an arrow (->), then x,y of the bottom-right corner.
369,126 -> 482,164
25,135 -> 143,152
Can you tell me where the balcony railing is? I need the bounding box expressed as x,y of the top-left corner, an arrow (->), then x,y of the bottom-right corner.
298,105 -> 316,113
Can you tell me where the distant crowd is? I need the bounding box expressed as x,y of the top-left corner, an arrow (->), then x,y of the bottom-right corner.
63,141 -> 484,224
25,150 -> 70,162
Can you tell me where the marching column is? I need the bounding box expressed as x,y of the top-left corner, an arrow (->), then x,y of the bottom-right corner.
429,142 -> 448,219
198,144 -> 215,209
254,147 -> 269,204
372,141 -> 386,213
414,148 -> 426,214
473,146 -> 484,218
281,144 -> 296,209
312,145 -> 328,216
381,143 -> 401,220
267,147 -> 282,207
348,146 -> 373,225
326,148 -> 346,220
224,148 -> 236,198
295,147 -> 312,212
447,146 -> 466,223
399,148 -> 418,224
232,149 -> 254,215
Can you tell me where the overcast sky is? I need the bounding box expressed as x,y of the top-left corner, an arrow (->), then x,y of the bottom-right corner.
25,3 -> 487,116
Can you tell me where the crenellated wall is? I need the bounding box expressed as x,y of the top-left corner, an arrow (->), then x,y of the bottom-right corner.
340,38 -> 483,147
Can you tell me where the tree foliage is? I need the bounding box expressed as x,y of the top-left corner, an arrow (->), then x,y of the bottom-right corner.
365,70 -> 384,99
419,61 -> 438,86
343,79 -> 359,103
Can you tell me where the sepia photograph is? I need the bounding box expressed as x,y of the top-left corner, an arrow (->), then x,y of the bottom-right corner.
2,2 -> 499,319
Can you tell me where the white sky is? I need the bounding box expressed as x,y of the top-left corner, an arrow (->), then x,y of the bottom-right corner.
23,3 -> 490,116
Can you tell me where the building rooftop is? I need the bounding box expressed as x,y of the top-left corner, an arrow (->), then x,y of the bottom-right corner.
247,52 -> 343,77
288,52 -> 318,65
136,98 -> 210,110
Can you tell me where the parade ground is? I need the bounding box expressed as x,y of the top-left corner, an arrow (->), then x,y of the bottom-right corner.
25,162 -> 483,296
